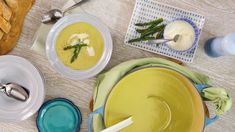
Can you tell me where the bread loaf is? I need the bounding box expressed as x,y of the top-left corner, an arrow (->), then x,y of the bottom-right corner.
0,0 -> 12,21
0,16 -> 11,33
0,0 -> 34,55
0,30 -> 3,40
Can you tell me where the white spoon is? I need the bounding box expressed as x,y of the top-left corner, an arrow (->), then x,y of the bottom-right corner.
101,117 -> 133,132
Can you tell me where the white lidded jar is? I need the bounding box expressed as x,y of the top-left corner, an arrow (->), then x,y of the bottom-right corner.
204,33 -> 235,57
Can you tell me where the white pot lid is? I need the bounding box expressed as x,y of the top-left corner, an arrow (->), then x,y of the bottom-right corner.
0,55 -> 45,123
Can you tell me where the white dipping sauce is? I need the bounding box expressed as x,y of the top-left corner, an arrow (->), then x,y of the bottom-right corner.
164,20 -> 195,51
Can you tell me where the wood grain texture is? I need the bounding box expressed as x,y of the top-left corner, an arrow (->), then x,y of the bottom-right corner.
0,0 -> 235,132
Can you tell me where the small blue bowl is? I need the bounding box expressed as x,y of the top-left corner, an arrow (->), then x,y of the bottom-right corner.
165,18 -> 200,53
36,98 -> 82,132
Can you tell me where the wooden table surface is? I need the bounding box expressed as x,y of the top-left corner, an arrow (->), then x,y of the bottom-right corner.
0,0 -> 235,131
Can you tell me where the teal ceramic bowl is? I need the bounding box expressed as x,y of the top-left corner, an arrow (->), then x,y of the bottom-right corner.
37,98 -> 82,132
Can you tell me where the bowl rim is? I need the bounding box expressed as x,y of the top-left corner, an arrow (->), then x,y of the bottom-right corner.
46,13 -> 113,80
36,98 -> 82,132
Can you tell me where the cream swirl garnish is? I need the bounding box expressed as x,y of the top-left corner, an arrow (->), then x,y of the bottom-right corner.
67,33 -> 95,56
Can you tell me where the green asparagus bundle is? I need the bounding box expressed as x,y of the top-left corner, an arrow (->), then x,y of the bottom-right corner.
128,18 -> 165,43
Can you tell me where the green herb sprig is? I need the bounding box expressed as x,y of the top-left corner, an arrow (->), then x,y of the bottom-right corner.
128,18 -> 165,43
64,43 -> 88,63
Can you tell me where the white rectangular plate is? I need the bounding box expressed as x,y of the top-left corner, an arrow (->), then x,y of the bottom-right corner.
125,0 -> 205,63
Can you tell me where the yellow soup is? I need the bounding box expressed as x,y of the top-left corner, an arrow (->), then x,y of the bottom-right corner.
56,22 -> 104,70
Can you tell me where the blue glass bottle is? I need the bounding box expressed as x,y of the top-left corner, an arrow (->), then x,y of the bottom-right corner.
204,33 -> 235,57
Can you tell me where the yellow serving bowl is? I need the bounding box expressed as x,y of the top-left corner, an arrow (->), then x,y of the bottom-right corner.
104,67 -> 205,132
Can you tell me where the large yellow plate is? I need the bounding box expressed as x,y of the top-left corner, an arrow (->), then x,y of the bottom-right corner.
104,67 -> 204,132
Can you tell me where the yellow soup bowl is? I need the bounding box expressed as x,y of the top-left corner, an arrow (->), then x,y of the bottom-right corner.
46,13 -> 112,80
104,67 -> 205,132
56,22 -> 104,70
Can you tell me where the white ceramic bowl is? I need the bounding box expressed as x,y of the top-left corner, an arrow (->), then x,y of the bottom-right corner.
0,55 -> 45,123
164,18 -> 200,53
46,13 -> 113,80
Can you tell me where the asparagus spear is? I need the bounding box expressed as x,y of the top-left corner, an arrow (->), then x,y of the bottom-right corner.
64,45 -> 77,50
141,25 -> 165,37
128,36 -> 155,43
136,19 -> 164,33
135,18 -> 163,27
136,24 -> 156,33
155,27 -> 164,39
64,43 -> 88,63
71,48 -> 79,63
64,44 -> 87,50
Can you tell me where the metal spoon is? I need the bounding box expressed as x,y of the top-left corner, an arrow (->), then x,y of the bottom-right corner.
0,83 -> 29,102
150,34 -> 180,44
41,0 -> 84,24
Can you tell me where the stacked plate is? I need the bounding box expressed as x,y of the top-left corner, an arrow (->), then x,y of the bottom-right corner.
0,55 -> 45,122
